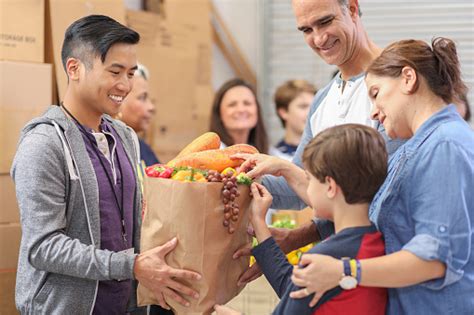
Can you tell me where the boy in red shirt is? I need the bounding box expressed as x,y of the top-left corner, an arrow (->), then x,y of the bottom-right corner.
216,124 -> 388,314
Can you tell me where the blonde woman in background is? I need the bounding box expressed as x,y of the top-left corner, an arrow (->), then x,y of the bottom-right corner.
120,63 -> 160,166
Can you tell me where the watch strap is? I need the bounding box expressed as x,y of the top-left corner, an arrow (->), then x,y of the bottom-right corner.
341,257 -> 351,276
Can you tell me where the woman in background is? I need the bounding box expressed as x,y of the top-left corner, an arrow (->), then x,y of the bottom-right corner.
120,63 -> 160,166
121,63 -> 170,315
210,78 -> 269,154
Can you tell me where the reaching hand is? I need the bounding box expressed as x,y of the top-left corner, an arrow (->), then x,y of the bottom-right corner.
134,237 -> 202,310
289,253 -> 342,307
232,153 -> 289,179
232,239 -> 263,286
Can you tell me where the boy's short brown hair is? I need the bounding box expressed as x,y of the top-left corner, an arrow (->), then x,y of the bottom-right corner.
302,124 -> 388,204
274,79 -> 317,127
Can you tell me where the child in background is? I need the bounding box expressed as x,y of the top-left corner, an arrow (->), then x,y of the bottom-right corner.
216,124 -> 388,314
272,79 -> 316,161
266,79 -> 317,223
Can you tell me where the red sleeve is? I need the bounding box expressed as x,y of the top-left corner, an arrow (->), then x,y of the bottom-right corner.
313,232 -> 387,315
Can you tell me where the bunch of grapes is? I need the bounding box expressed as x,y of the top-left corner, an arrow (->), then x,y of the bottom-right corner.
207,170 -> 241,234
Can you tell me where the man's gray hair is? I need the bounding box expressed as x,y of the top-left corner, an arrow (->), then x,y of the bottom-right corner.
338,0 -> 362,17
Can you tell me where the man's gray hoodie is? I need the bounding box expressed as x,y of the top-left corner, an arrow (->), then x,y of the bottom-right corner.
11,106 -> 142,314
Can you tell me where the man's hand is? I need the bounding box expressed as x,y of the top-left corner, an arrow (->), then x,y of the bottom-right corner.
232,241 -> 263,286
233,153 -> 290,179
233,221 -> 320,286
134,237 -> 201,310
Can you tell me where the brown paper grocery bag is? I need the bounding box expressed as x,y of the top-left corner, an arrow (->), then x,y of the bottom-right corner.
138,177 -> 251,314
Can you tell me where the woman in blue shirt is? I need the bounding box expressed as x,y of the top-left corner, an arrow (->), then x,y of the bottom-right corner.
289,37 -> 474,314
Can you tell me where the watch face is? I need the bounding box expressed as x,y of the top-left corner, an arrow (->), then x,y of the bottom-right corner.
339,276 -> 357,290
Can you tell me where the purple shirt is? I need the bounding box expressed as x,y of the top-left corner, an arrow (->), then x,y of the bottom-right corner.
76,119 -> 136,314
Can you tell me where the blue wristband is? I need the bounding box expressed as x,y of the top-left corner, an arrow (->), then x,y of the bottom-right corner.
342,257 -> 351,276
355,259 -> 361,284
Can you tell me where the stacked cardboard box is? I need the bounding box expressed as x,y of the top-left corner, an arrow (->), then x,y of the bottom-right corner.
1,1 -> 52,313
127,0 -> 214,162
0,271 -> 17,314
0,0 -> 45,63
0,61 -> 53,173
144,0 -> 164,15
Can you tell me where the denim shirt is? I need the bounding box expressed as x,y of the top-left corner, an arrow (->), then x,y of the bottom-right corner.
369,105 -> 474,315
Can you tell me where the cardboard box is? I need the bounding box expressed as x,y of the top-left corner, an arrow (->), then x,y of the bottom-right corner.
126,7 -> 213,159
155,149 -> 179,165
164,0 -> 213,115
0,175 -> 20,224
0,223 -> 21,269
47,0 -> 126,101
0,271 -> 17,314
0,61 -> 52,174
144,0 -> 164,15
0,0 -> 45,63
44,0 -> 59,105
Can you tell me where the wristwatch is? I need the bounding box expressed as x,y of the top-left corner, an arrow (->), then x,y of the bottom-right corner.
339,257 -> 357,290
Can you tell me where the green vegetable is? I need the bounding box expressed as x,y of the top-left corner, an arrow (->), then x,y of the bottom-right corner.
271,218 -> 296,229
236,173 -> 253,185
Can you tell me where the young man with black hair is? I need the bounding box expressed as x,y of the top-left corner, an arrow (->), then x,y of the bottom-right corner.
11,15 -> 200,314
